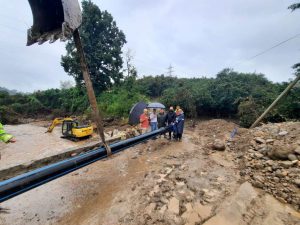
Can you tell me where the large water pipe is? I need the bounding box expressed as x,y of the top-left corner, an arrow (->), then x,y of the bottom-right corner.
0,127 -> 170,203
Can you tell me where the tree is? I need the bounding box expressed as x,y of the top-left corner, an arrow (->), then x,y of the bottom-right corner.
61,0 -> 126,94
60,80 -> 75,90
124,49 -> 137,79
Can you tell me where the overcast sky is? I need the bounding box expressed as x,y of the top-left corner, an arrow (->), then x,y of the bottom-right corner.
0,0 -> 300,92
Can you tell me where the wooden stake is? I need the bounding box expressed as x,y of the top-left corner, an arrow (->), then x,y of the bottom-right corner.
73,29 -> 112,156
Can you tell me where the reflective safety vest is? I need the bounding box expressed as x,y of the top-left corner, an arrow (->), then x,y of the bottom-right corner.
0,123 -> 13,143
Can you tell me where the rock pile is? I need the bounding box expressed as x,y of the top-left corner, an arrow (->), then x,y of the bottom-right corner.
235,122 -> 300,211
137,163 -> 215,225
104,127 -> 142,140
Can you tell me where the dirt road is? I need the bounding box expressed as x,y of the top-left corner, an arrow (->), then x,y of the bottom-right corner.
0,120 -> 299,225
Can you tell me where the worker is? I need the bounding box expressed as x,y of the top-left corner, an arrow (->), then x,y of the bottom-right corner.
175,105 -> 181,115
0,122 -> 16,143
140,109 -> 149,134
157,109 -> 166,129
174,109 -> 185,141
149,109 -> 158,131
165,106 -> 176,139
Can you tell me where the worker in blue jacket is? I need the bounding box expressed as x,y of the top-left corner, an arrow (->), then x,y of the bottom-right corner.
174,109 -> 185,141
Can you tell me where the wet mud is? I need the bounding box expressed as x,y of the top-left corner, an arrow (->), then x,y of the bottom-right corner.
0,120 -> 299,225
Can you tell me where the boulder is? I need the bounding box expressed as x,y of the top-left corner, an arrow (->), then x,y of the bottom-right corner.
267,143 -> 294,160
266,160 -> 274,166
294,179 -> 300,188
275,170 -> 288,178
266,139 -> 275,144
278,131 -> 288,136
212,139 -> 226,151
278,161 -> 296,169
254,152 -> 264,159
252,175 -> 265,188
294,147 -> 300,155
254,137 -> 265,144
288,154 -> 298,161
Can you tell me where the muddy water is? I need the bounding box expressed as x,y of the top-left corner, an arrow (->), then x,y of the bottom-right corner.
0,124 -> 92,170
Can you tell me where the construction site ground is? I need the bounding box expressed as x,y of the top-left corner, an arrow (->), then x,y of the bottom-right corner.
0,121 -> 127,181
0,119 -> 300,225
0,121 -> 93,170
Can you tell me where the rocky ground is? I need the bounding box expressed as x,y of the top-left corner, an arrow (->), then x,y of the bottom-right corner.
0,119 -> 300,225
231,122 -> 300,211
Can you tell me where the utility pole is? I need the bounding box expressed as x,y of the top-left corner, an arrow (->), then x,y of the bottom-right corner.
167,64 -> 174,76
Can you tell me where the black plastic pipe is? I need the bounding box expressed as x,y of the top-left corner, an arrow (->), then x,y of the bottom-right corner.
0,127 -> 170,203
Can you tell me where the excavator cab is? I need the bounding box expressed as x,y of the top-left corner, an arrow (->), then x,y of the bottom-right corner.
61,120 -> 93,141
27,0 -> 82,45
47,118 -> 93,141
62,120 -> 77,137
62,120 -> 93,141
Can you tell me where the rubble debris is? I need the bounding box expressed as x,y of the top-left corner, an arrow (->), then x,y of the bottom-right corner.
230,122 -> 300,211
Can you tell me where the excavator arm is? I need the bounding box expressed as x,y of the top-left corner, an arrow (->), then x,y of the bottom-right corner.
27,0 -> 112,155
46,118 -> 73,133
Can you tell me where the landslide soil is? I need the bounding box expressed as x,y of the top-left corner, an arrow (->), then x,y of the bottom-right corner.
0,119 -> 299,225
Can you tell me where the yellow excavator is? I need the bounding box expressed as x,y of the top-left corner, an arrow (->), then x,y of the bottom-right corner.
46,117 -> 93,141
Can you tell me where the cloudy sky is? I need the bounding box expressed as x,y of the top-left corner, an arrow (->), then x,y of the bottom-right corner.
1,0 -> 300,92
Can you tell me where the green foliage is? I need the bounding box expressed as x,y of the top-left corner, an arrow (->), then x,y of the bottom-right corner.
136,75 -> 178,98
161,78 -> 214,117
0,106 -> 19,124
98,82 -> 148,118
0,87 -> 89,123
145,70 -> 300,127
57,87 -> 89,114
61,0 -> 126,94
292,63 -> 300,76
276,82 -> 300,119
211,69 -> 276,116
238,97 -> 263,128
1,69 -> 299,127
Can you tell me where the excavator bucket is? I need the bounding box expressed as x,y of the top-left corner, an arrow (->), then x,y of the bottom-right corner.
27,0 -> 82,46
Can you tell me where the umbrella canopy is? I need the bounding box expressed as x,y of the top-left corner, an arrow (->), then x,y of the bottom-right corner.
129,102 -> 148,125
147,102 -> 165,109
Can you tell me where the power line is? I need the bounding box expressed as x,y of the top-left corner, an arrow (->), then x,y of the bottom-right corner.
248,33 -> 300,60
